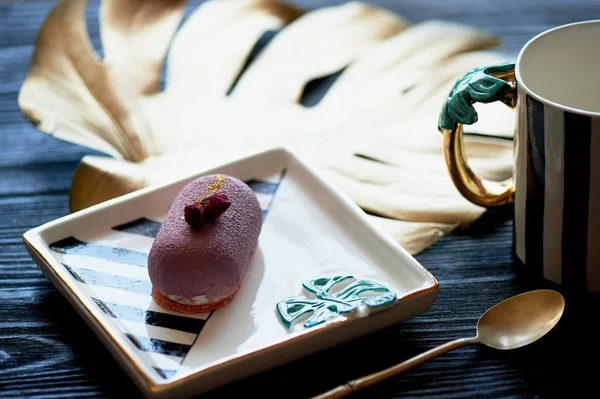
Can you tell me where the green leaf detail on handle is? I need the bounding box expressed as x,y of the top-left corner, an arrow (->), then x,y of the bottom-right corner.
438,62 -> 515,131
276,275 -> 397,329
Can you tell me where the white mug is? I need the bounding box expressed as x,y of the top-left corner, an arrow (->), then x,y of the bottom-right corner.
438,20 -> 600,293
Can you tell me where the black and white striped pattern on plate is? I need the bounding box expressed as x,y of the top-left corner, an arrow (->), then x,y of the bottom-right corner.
514,90 -> 600,293
48,171 -> 285,379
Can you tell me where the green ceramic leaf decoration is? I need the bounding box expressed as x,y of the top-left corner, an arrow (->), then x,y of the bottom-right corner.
438,62 -> 515,131
276,275 -> 397,329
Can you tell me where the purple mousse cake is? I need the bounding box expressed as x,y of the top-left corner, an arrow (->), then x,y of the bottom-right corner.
148,174 -> 262,313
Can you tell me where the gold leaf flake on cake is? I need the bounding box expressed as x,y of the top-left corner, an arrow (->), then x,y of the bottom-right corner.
207,174 -> 225,194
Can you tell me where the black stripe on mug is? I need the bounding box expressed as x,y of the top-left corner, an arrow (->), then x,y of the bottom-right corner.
586,119 -> 600,292
562,112 -> 591,292
525,94 -> 545,277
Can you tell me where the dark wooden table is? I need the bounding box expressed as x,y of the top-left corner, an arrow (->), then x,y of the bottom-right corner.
2,1 -> 600,398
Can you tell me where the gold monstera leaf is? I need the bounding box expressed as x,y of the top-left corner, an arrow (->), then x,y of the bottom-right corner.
18,0 -> 515,255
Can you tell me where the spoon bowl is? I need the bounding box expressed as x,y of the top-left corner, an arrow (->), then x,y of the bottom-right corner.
477,289 -> 565,350
314,289 -> 565,399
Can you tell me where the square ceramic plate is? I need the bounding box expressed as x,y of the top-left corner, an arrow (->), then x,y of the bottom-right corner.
23,147 -> 438,398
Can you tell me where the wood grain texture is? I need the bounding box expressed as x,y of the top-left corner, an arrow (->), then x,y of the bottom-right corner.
2,1 -> 600,398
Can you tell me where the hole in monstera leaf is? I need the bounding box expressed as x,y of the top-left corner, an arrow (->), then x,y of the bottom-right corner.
327,277 -> 354,294
181,0 -> 209,22
288,304 -> 304,313
400,83 -> 416,95
356,290 -> 380,298
362,208 -> 392,219
313,278 -> 329,287
353,153 -> 390,165
293,311 -> 313,327
85,0 -> 103,59
301,68 -> 346,107
226,29 -> 280,95
159,0 -> 231,91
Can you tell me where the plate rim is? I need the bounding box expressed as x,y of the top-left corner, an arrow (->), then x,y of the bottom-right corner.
23,146 -> 439,397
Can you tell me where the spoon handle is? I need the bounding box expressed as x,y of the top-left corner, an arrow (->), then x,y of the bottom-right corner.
312,336 -> 479,399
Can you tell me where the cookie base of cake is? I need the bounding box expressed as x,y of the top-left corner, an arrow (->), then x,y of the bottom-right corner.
152,287 -> 240,314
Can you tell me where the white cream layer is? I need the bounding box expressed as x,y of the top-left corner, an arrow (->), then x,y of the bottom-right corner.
167,294 -> 209,305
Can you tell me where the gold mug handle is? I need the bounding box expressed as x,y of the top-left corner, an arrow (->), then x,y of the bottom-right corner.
438,62 -> 517,207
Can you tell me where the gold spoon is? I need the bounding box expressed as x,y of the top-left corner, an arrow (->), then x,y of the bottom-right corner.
313,289 -> 565,399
